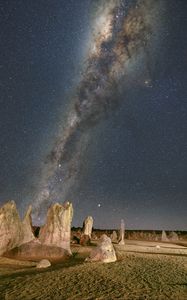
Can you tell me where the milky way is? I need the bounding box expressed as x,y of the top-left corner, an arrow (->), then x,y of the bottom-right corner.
33,0 -> 164,220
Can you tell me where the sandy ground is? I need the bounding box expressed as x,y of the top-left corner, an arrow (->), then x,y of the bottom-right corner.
0,241 -> 186,300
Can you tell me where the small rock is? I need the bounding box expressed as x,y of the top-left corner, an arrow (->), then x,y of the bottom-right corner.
36,259 -> 51,269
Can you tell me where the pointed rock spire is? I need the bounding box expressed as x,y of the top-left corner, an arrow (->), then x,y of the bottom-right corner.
39,202 -> 73,254
83,216 -> 93,238
0,201 -> 23,255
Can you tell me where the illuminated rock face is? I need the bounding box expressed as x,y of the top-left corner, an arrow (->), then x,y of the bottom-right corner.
83,216 -> 93,238
4,239 -> 70,261
86,234 -> 117,263
22,205 -> 35,244
39,202 -> 73,254
0,201 -> 23,255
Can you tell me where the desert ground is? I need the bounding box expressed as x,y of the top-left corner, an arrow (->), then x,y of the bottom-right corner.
0,240 -> 186,300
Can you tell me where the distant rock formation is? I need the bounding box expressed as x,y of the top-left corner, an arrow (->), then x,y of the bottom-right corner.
22,205 -> 35,244
71,235 -> 80,244
80,216 -> 93,246
169,231 -> 179,242
80,234 -> 91,246
39,202 -> 73,254
83,216 -> 93,238
91,231 -> 98,240
71,229 -> 81,244
111,230 -> 118,242
119,219 -> 125,245
36,259 -> 51,269
0,201 -> 23,255
161,230 -> 169,242
86,234 -> 117,263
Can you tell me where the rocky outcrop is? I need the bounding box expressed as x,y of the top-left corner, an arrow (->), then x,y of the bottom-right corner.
0,201 -> 23,255
36,259 -> 51,269
86,234 -> 117,263
39,202 -> 73,254
83,216 -> 93,238
4,239 -> 71,261
22,205 -> 35,244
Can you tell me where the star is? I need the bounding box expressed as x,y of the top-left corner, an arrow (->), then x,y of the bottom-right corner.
144,79 -> 153,88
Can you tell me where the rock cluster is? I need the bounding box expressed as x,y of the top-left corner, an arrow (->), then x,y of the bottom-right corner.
0,201 -> 37,255
0,200 -> 73,259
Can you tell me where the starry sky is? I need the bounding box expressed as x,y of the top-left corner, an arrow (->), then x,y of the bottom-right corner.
0,0 -> 187,230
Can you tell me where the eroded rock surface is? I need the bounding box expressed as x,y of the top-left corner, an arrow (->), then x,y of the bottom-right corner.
86,234 -> 117,263
39,202 -> 73,254
22,205 -> 35,244
83,216 -> 93,238
0,201 -> 23,255
3,239 -> 71,261
80,216 -> 93,245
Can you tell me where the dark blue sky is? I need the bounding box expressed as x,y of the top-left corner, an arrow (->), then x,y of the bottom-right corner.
0,0 -> 187,229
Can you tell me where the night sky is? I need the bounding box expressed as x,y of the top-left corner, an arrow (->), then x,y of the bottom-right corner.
0,0 -> 187,230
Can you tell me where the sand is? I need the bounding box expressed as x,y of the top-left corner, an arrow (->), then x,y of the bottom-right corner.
0,241 -> 186,300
